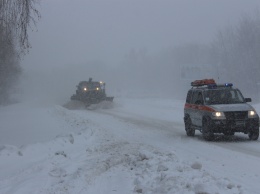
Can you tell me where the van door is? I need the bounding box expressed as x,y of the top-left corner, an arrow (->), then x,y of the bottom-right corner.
191,91 -> 204,126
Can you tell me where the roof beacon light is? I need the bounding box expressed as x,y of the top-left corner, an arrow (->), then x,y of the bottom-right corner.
224,83 -> 233,87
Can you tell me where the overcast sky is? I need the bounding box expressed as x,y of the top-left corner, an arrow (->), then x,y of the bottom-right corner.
22,0 -> 260,70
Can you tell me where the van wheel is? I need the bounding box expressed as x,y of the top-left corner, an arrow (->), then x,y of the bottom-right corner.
248,128 -> 259,140
202,118 -> 214,141
185,117 -> 195,136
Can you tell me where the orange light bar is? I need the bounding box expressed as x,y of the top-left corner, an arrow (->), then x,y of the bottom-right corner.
191,79 -> 216,87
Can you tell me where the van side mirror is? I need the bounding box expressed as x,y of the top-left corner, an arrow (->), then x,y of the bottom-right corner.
245,98 -> 252,102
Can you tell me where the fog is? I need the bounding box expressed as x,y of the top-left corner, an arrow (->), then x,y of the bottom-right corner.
20,0 -> 260,104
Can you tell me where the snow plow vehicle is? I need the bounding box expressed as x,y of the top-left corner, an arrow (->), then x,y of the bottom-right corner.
70,78 -> 114,107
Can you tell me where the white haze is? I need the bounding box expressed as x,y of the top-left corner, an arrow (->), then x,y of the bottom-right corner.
3,1 -> 260,193
19,0 -> 260,105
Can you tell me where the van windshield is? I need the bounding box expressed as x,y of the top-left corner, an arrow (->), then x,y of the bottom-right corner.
204,89 -> 245,105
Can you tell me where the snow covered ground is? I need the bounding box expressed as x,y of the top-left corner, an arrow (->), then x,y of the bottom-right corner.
1,97 -> 260,194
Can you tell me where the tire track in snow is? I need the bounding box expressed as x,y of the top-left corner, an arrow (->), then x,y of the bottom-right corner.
89,104 -> 260,159
95,108 -> 184,136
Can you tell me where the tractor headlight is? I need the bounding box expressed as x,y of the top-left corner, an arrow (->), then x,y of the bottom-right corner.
212,111 -> 226,119
96,87 -> 100,91
248,110 -> 258,118
83,87 -> 87,91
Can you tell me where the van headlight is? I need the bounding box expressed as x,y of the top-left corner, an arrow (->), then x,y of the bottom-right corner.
212,111 -> 226,119
248,110 -> 258,118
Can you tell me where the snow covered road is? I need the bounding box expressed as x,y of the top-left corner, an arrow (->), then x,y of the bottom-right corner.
0,97 -> 260,193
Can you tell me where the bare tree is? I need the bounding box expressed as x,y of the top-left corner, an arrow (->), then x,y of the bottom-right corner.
0,0 -> 40,54
0,0 -> 40,104
211,12 -> 260,101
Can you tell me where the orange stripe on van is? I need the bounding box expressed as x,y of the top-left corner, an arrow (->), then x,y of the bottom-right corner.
184,103 -> 215,112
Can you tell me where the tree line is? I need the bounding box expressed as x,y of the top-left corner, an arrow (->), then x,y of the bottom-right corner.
212,13 -> 260,100
115,13 -> 260,101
